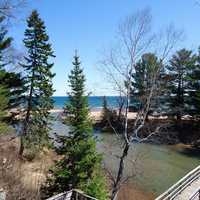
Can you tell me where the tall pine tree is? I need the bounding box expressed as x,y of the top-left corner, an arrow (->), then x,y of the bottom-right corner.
43,52 -> 108,200
0,16 -> 12,69
165,49 -> 196,120
130,53 -> 162,117
0,15 -> 12,129
188,47 -> 200,118
0,15 -> 25,122
19,10 -> 55,156
0,85 -> 10,134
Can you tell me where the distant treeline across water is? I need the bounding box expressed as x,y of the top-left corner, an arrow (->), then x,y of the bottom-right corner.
52,96 -> 120,109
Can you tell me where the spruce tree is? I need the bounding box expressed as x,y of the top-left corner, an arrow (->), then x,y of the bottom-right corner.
0,16 -> 12,69
43,52 -> 108,200
188,47 -> 200,118
0,16 -> 19,132
100,96 -> 109,126
0,85 -> 10,134
165,49 -> 196,120
0,15 -> 25,122
130,53 -> 161,117
19,10 -> 55,155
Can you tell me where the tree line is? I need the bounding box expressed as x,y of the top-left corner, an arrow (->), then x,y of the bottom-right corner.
130,49 -> 200,121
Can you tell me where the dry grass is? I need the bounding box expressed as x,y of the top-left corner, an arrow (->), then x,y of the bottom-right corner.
0,134 -> 156,200
0,134 -> 57,200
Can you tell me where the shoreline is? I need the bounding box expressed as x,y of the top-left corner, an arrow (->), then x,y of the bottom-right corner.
50,108 -> 168,122
50,108 -> 139,121
0,134 -> 155,200
50,108 -> 104,121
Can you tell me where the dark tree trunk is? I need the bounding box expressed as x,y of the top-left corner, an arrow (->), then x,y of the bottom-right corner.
19,70 -> 34,156
111,142 -> 130,200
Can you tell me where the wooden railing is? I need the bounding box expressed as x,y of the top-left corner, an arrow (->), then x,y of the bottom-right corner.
46,189 -> 98,200
189,188 -> 200,200
155,165 -> 200,200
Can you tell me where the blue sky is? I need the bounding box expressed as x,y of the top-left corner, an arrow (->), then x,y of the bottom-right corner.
10,0 -> 200,96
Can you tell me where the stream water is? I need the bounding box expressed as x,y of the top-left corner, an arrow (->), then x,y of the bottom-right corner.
97,133 -> 200,196
50,112 -> 200,197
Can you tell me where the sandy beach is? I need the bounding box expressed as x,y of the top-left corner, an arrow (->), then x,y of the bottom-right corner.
50,108 -> 169,122
50,108 -> 138,121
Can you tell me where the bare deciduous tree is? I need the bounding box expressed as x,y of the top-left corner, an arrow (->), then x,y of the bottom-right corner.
0,0 -> 26,19
101,8 -> 182,200
0,0 -> 27,72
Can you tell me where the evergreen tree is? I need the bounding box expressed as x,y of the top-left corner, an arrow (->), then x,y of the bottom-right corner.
0,15 -> 25,122
100,96 -> 110,125
0,71 -> 25,115
130,53 -> 161,116
0,85 -> 10,134
19,10 -> 55,155
165,49 -> 196,120
188,47 -> 200,118
0,16 -> 12,69
43,52 -> 108,200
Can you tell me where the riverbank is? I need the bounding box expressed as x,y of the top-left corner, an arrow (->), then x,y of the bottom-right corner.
0,134 -> 156,200
50,109 -> 180,145
1,111 -> 200,199
0,134 -> 58,200
50,108 -> 139,121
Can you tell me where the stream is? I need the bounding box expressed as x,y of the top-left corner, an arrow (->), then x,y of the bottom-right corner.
50,112 -> 200,197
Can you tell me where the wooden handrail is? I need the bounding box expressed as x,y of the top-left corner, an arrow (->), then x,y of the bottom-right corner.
46,189 -> 98,200
156,165 -> 200,200
189,188 -> 200,200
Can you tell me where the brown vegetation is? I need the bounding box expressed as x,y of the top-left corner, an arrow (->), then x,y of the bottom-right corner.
0,134 -> 58,200
118,184 -> 155,200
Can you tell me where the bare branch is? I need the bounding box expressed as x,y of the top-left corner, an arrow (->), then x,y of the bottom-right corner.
0,0 -> 27,19
99,8 -> 182,200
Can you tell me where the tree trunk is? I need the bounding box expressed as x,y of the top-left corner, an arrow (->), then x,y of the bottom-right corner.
145,112 -> 149,122
111,143 -> 130,200
19,70 -> 34,156
19,136 -> 24,157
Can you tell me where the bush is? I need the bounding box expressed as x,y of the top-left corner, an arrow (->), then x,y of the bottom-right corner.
100,96 -> 124,133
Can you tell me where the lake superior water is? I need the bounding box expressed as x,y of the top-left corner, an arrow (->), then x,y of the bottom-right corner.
52,96 -> 120,109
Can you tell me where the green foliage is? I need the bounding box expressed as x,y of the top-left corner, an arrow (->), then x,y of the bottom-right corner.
0,16 -> 12,69
0,86 -> 10,134
100,96 -> 110,125
100,96 -> 124,133
64,54 -> 91,135
20,10 -> 55,153
47,137 -> 102,192
0,14 -> 25,123
165,49 -> 196,120
131,53 -> 161,110
187,48 -> 200,118
43,53 -> 108,199
84,169 -> 109,200
0,70 -> 25,114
